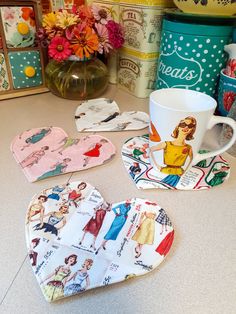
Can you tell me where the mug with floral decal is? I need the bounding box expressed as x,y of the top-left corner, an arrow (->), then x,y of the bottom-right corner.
149,88 -> 236,182
218,70 -> 236,117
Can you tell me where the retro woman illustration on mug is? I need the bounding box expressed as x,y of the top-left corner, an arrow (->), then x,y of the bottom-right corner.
150,116 -> 197,187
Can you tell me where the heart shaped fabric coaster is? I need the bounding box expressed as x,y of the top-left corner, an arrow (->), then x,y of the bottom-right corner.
25,181 -> 174,302
11,127 -> 116,182
75,98 -> 149,132
122,135 -> 230,190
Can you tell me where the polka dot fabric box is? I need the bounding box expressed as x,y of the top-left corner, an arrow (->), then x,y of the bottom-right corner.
0,0 -> 47,100
9,51 -> 42,89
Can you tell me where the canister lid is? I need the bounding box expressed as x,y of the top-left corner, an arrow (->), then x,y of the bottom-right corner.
162,13 -> 234,37
163,9 -> 236,29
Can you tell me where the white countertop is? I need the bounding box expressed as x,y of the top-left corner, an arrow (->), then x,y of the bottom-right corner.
0,85 -> 236,314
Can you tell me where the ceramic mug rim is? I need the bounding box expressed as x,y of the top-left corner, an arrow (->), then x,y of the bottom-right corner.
150,88 -> 217,113
220,69 -> 236,81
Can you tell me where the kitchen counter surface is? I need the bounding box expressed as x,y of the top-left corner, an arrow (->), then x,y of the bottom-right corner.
0,85 -> 235,314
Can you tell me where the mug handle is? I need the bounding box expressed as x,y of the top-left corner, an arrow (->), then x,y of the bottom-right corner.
193,115 -> 236,164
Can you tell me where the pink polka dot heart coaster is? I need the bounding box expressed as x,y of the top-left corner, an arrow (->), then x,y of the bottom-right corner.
122,135 -> 230,190
11,127 -> 116,182
26,181 -> 174,302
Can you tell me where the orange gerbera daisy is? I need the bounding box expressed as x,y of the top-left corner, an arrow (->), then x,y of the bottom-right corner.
73,5 -> 95,27
70,26 -> 99,59
21,7 -> 35,27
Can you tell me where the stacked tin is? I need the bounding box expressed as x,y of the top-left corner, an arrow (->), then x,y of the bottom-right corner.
118,0 -> 174,98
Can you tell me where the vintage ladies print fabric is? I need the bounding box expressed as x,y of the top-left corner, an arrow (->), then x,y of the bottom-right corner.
26,181 -> 174,302
0,6 -> 36,48
11,127 -> 116,182
75,98 -> 149,132
122,135 -> 230,190
0,53 -> 10,91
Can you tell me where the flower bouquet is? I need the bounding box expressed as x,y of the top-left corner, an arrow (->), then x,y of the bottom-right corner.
38,4 -> 125,99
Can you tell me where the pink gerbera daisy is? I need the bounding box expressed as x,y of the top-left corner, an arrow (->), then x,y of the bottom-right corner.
95,23 -> 112,54
91,4 -> 112,25
106,20 -> 124,49
48,36 -> 72,62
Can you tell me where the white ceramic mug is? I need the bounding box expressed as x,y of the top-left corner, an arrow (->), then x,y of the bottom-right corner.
149,88 -> 236,176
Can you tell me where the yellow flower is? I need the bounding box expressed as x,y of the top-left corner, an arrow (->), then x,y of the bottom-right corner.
17,22 -> 30,35
55,10 -> 79,29
42,12 -> 57,29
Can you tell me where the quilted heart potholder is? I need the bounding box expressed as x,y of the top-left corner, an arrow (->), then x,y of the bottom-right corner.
75,98 -> 149,132
11,127 -> 116,182
26,181 -> 174,302
122,135 -> 230,190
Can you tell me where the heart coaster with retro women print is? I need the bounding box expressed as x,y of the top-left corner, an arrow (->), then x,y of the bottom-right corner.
26,180 -> 174,302
122,135 -> 230,190
75,98 -> 149,132
11,127 -> 116,182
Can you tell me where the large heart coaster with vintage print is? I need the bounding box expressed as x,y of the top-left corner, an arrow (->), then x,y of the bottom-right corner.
75,98 -> 149,132
122,135 -> 230,190
26,181 -> 174,302
11,127 -> 116,182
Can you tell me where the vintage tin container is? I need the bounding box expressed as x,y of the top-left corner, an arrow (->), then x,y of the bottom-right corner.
118,48 -> 159,98
156,12 -> 234,97
119,0 -> 174,54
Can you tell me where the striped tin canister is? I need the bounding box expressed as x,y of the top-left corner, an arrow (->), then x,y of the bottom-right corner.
155,12 -> 234,97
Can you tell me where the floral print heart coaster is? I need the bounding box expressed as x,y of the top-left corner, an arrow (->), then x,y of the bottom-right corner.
11,127 -> 116,182
25,181 -> 174,302
122,135 -> 230,190
75,98 -> 149,132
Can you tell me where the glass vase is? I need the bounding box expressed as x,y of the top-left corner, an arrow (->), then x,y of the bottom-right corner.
45,57 -> 109,100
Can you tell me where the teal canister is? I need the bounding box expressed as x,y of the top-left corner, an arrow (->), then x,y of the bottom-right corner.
155,14 -> 234,97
